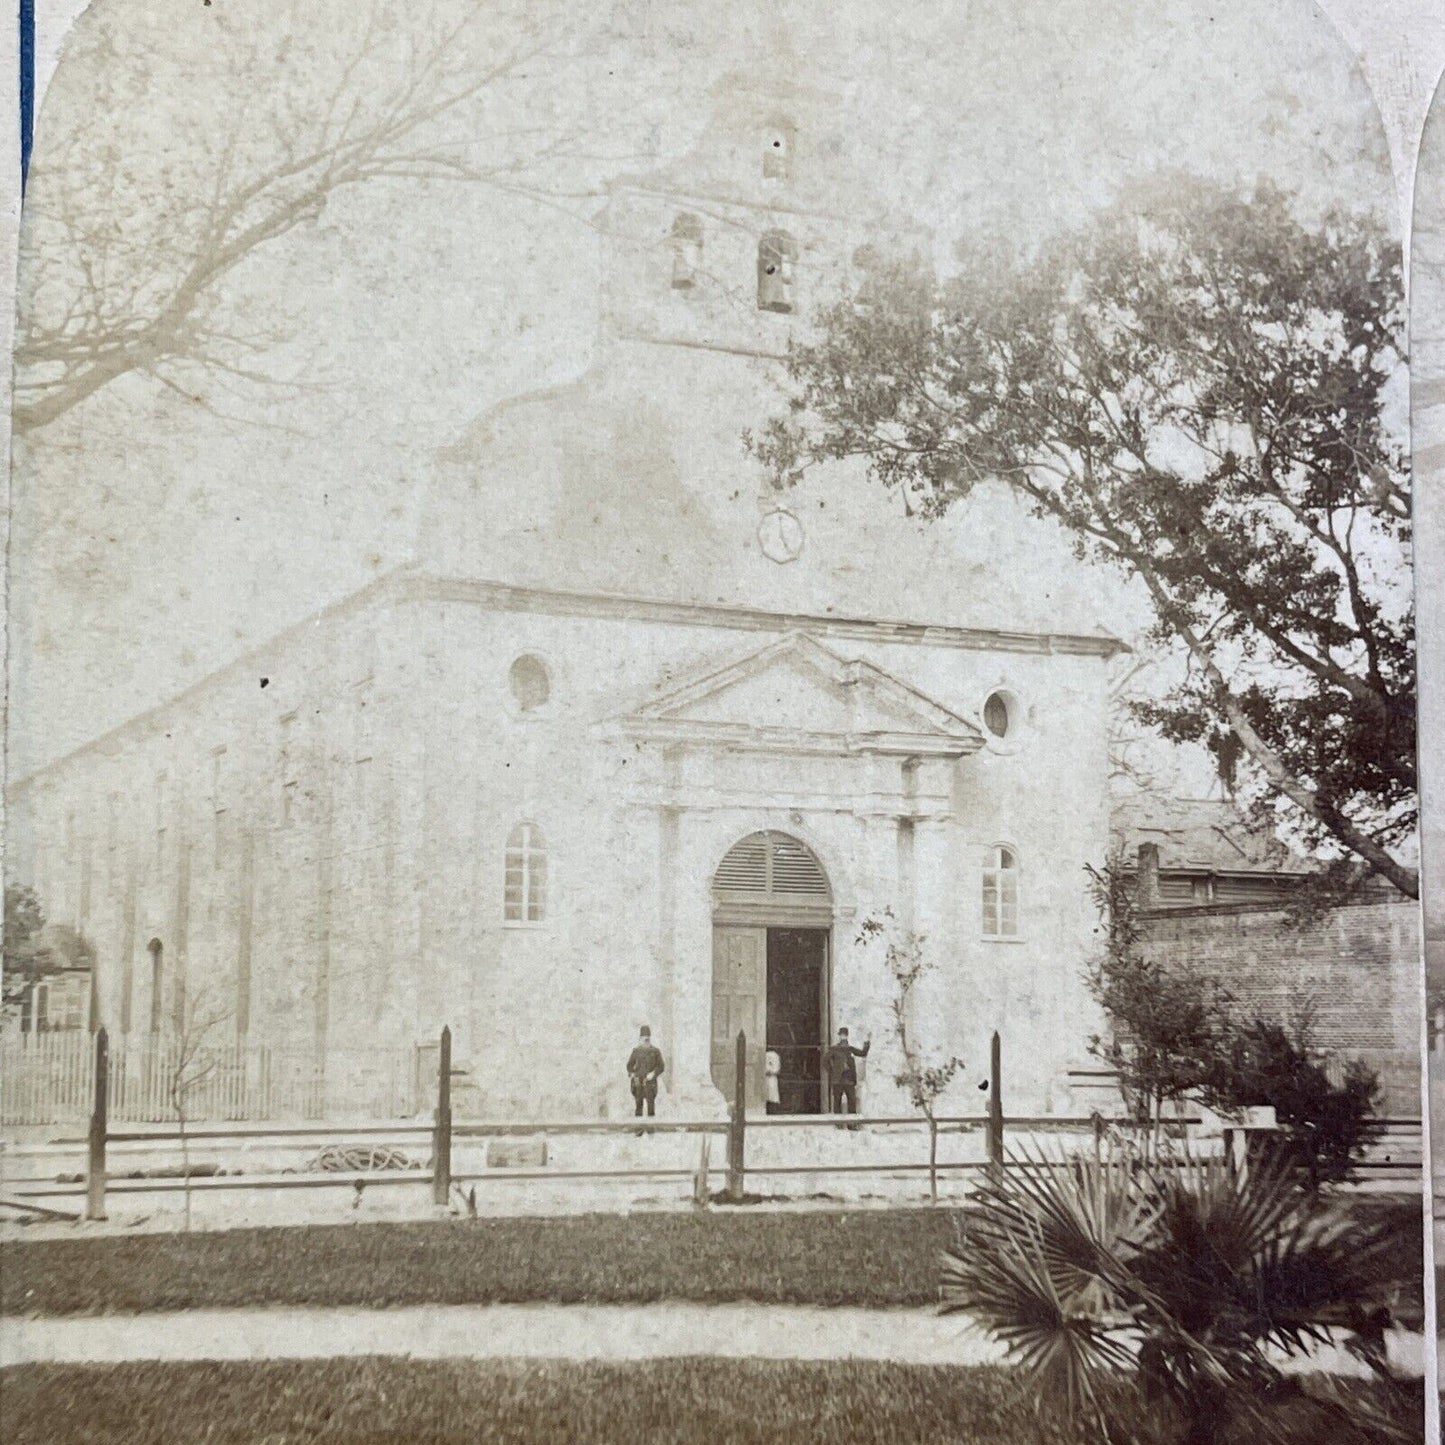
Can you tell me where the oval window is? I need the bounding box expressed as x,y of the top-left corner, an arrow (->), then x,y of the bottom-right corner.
983,691 -> 1010,739
509,655 -> 551,712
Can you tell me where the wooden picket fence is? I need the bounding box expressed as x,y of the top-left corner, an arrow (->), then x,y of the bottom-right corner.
1,1031 -> 421,1125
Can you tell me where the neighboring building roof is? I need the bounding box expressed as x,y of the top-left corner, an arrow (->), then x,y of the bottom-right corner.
1111,796 -> 1316,878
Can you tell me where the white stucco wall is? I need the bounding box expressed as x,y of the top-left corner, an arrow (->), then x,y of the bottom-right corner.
6,574 -> 1115,1119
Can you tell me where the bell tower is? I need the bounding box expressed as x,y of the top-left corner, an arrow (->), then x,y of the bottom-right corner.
597,70 -> 885,362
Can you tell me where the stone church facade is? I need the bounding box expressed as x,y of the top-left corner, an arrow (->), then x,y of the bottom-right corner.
6,71 -> 1126,1119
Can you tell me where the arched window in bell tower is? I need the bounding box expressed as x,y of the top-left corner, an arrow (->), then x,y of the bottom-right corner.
763,118 -> 796,180
757,230 -> 798,313
670,212 -> 703,289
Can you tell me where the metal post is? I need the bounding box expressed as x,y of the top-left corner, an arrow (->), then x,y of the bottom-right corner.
85,1027 -> 109,1221
726,1030 -> 747,1202
432,1026 -> 452,1206
987,1030 -> 1004,1180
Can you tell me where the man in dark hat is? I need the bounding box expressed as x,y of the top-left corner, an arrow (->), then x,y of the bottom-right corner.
824,1026 -> 870,1122
626,1026 -> 666,1119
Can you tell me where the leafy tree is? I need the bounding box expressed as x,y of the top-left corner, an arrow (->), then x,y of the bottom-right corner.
1084,855 -> 1233,1143
1201,1016 -> 1383,1192
3,884 -> 52,1013
2,884 -> 95,1025
751,174 -> 1415,896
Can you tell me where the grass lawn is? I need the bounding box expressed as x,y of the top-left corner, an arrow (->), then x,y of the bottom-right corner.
1,1199 -> 1423,1322
1,1358 -> 1424,1445
1,1209 -> 957,1316
0,1360 -> 1047,1445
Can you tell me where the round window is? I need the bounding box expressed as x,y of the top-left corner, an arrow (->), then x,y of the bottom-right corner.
509,655 -> 551,712
983,691 -> 1011,740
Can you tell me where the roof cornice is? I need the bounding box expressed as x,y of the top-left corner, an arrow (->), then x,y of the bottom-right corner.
413,575 -> 1127,660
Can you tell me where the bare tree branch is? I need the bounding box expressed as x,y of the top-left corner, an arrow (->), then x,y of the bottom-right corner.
16,2 -> 627,433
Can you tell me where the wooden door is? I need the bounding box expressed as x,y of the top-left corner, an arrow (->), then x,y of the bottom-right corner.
711,926 -> 766,1110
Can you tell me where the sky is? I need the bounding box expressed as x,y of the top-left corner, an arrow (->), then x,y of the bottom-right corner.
7,0 -> 1402,779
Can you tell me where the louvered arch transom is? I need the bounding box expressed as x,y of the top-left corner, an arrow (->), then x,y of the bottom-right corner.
712,831 -> 831,923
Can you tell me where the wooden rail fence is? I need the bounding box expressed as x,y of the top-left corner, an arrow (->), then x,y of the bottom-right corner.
2,1028 -> 1421,1224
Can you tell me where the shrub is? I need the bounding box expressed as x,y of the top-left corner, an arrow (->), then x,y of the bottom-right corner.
1086,854 -> 1384,1185
941,1147 -> 1417,1445
1201,1017 -> 1384,1190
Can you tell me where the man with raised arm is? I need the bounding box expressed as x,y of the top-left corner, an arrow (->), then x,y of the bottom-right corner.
824,1026 -> 870,1121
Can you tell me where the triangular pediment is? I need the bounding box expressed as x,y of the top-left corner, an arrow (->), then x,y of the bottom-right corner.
617,632 -> 985,757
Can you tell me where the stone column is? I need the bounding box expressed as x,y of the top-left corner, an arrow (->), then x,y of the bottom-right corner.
79,845 -> 97,1029
908,759 -> 959,1071
313,772 -> 334,1058
171,840 -> 192,1035
234,830 -> 256,1039
657,801 -> 681,1095
118,867 -> 138,1037
669,801 -> 728,1118
845,768 -> 909,1113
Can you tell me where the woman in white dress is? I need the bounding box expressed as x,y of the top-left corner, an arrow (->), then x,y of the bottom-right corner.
764,1049 -> 782,1114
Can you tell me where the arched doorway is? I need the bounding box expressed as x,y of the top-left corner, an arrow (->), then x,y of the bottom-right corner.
711,831 -> 832,1112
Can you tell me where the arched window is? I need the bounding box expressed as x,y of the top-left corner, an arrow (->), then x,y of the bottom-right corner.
670,212 -> 703,289
504,824 -> 547,923
509,655 -> 551,713
763,118 -> 796,180
147,938 -> 164,1034
757,231 -> 798,313
982,847 -> 1019,937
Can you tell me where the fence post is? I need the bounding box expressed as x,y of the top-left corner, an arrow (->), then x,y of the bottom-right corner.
432,1026 -> 452,1206
85,1026 -> 109,1221
986,1030 -> 1004,1181
726,1030 -> 747,1202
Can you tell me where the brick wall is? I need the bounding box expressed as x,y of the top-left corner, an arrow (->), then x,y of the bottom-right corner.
1139,898 -> 1422,1115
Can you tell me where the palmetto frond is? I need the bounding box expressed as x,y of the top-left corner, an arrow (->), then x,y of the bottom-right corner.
949,1143 -> 1160,1310
939,1143 -> 1413,1441
1130,1154 -> 1407,1356
941,1144 -> 1152,1422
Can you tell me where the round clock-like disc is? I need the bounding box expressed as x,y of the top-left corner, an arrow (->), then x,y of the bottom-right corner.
758,507 -> 804,563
